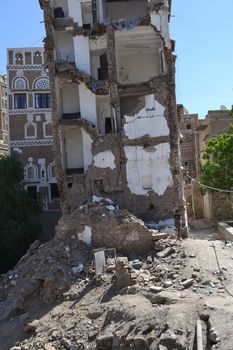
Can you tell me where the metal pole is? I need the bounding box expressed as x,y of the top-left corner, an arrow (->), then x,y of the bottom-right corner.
196,319 -> 203,350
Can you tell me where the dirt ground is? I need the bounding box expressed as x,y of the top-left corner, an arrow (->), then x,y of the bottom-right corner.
0,220 -> 233,350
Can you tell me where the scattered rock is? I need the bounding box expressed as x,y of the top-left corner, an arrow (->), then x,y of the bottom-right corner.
25,319 -> 40,333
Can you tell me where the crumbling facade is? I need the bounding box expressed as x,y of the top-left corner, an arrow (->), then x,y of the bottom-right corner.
39,0 -> 188,236
0,75 -> 8,155
7,48 -> 60,210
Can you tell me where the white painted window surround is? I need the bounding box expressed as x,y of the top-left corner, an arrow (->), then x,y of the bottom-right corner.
25,121 -> 37,139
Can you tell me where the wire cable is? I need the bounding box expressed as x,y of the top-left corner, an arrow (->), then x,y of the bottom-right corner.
184,172 -> 233,194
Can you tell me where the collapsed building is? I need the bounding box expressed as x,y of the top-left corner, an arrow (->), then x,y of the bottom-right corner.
39,0 -> 188,237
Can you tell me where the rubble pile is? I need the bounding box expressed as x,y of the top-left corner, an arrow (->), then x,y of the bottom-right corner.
56,198 -> 155,255
1,209 -> 233,349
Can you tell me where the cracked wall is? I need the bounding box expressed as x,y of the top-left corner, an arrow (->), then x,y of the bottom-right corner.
39,0 -> 188,236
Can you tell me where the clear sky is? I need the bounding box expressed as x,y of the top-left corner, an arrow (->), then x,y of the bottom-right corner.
0,0 -> 232,117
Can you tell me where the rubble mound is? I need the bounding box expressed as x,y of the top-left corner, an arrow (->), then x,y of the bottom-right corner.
1,213 -> 233,349
56,198 -> 155,255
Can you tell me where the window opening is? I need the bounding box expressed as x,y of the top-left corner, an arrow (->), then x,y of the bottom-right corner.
35,93 -> 51,108
14,94 -> 27,109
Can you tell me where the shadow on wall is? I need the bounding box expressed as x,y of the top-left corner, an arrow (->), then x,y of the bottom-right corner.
38,211 -> 62,242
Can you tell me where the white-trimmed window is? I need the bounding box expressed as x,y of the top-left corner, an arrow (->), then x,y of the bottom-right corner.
14,77 -> 27,90
34,78 -> 50,90
43,120 -> 52,138
24,164 -> 38,181
48,161 -> 56,182
33,51 -> 42,65
15,52 -> 24,65
25,121 -> 37,139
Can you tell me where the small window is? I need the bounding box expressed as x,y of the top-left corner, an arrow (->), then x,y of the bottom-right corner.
35,93 -> 51,109
184,161 -> 189,167
33,51 -> 42,65
186,124 -> 191,130
94,179 -> 104,192
105,117 -> 113,134
25,122 -> 37,139
50,183 -> 60,200
27,186 -> 37,200
15,53 -> 24,65
14,94 -> 27,109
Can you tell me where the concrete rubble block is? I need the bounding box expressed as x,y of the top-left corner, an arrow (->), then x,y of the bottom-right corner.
44,344 -> 57,350
116,257 -> 132,290
157,247 -> 175,258
149,286 -> 163,293
180,278 -> 194,289
24,319 -> 40,333
152,232 -> 169,241
96,333 -> 113,349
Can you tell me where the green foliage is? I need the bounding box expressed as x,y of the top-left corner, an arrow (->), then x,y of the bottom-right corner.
201,131 -> 233,193
0,156 -> 41,273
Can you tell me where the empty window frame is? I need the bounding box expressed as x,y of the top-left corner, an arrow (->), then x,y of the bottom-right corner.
27,186 -> 38,200
50,183 -> 60,200
14,94 -> 27,109
35,93 -> 51,108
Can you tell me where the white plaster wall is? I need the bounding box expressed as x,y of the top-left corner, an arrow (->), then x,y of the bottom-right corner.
124,143 -> 173,196
81,128 -> 93,173
78,226 -> 92,245
79,84 -> 97,125
150,10 -> 171,49
62,83 -> 80,114
124,96 -> 169,139
94,151 -> 116,170
117,53 -> 160,84
73,36 -> 91,74
68,0 -> 82,25
56,32 -> 75,62
65,127 -> 83,169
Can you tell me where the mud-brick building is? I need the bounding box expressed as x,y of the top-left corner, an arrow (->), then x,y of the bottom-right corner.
177,105 -> 199,179
39,0 -> 188,236
0,75 -> 8,155
7,47 -> 60,211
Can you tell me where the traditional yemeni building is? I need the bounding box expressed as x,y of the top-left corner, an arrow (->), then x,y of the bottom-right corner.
7,47 -> 60,211
39,0 -> 188,236
196,108 -> 233,166
0,75 -> 8,155
177,105 -> 199,179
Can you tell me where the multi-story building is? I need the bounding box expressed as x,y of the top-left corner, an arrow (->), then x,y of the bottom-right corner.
7,47 -> 60,211
177,105 -> 199,179
39,0 -> 188,236
0,75 -> 8,155
196,108 -> 233,162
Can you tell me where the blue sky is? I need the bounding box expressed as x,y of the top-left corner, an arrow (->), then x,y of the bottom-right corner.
0,0 -> 232,117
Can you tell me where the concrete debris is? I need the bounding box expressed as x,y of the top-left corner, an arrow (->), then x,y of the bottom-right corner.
56,200 -> 156,255
0,230 -> 233,349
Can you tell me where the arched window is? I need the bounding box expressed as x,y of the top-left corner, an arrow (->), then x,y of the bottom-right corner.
25,121 -> 37,139
33,51 -> 42,64
14,77 -> 27,90
15,53 -> 24,65
34,78 -> 49,90
24,164 -> 38,181
43,121 -> 52,138
48,161 -> 56,182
